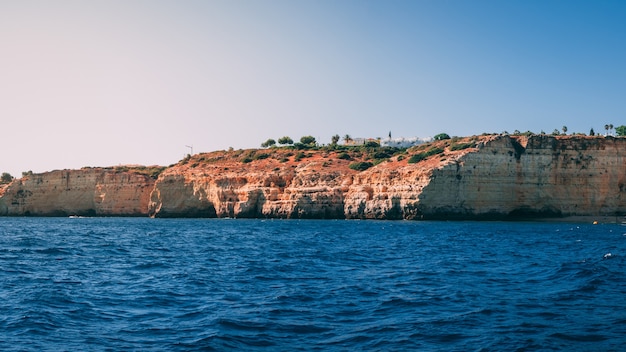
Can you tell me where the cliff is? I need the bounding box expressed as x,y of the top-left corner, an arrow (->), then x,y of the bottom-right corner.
2,135 -> 625,220
0,168 -> 156,216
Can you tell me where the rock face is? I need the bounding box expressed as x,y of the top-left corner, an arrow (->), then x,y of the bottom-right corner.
418,135 -> 626,219
0,169 -> 155,216
2,135 -> 626,219
148,158 -> 350,219
147,135 -> 626,219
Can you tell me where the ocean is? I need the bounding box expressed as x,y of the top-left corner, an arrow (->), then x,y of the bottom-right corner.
1,217 -> 625,351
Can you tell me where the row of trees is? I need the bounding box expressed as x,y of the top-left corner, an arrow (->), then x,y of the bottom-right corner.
505,124 -> 626,137
261,136 -> 317,148
261,133 -> 452,149
262,134 -> 361,149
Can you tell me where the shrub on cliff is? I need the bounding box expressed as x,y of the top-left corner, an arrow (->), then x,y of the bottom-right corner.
434,133 -> 450,141
241,150 -> 256,163
337,152 -> 352,160
450,142 -> 475,151
1,172 -> 13,184
294,151 -> 306,161
348,161 -> 373,171
253,153 -> 269,161
369,148 -> 395,160
364,141 -> 380,148
408,154 -> 426,163
408,147 -> 444,164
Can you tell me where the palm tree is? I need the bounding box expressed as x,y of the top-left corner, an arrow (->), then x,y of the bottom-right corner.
343,134 -> 352,144
562,126 -> 568,135
609,124 -> 614,136
605,124 -> 609,136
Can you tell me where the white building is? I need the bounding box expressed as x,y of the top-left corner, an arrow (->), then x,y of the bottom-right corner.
380,137 -> 432,148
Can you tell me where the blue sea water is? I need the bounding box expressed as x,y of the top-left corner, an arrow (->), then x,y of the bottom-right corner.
1,218 -> 625,351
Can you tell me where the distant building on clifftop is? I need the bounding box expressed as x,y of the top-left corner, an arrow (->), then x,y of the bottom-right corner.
380,137 -> 432,148
342,135 -> 432,148
342,137 -> 379,146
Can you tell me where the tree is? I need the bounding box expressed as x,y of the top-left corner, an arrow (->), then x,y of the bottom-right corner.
609,124 -> 614,135
300,135 -> 317,146
605,124 -> 609,136
590,128 -> 595,136
551,129 -> 560,136
343,134 -> 352,144
331,134 -> 340,145
615,125 -> 626,136
261,138 -> 276,148
562,126 -> 568,135
277,136 -> 293,145
1,172 -> 13,184
433,133 -> 450,141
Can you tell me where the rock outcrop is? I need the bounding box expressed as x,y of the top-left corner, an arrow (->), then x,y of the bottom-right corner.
2,135 -> 625,220
0,168 -> 156,216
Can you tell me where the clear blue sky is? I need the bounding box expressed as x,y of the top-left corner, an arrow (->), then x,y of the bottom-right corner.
1,0 -> 625,176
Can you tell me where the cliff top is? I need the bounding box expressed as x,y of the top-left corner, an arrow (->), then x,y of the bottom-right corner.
162,135 -> 496,178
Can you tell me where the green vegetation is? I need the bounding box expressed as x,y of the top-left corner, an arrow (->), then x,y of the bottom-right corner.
299,135 -> 317,146
449,142 -> 476,151
337,152 -> 352,160
1,172 -> 13,184
434,133 -> 450,141
261,138 -> 276,148
277,136 -> 293,145
294,151 -> 306,162
615,125 -> 626,136
240,150 -> 256,163
331,134 -> 340,145
348,161 -> 373,171
408,147 -> 444,164
407,154 -> 425,163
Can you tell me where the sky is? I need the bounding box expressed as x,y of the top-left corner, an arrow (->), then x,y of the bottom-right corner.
1,0 -> 625,176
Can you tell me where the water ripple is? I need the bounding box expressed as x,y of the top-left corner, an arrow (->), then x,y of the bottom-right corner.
0,218 -> 625,351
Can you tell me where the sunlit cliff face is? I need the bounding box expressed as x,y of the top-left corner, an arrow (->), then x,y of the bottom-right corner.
2,135 -> 625,220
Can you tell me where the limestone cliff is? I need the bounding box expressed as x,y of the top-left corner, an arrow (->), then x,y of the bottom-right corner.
413,135 -> 626,218
2,135 -> 625,220
0,168 -> 156,216
147,135 -> 626,220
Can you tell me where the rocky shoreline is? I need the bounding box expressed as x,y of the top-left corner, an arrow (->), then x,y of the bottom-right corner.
2,135 -> 625,221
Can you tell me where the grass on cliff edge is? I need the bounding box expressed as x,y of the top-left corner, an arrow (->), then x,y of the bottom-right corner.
173,136 -> 484,172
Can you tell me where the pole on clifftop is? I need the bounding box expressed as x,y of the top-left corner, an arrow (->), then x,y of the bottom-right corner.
185,145 -> 193,156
